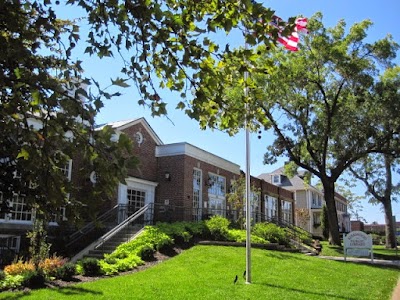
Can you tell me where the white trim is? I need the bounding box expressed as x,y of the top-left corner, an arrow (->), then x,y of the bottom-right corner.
156,143 -> 240,175
97,118 -> 163,145
125,177 -> 159,187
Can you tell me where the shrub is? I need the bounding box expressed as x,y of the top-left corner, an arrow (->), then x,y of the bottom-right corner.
205,216 -> 230,241
39,255 -> 67,277
296,228 -> 313,245
182,221 -> 208,238
252,222 -> 289,245
4,260 -> 35,276
21,269 -> 46,289
155,222 -> 192,244
0,270 -> 5,281
137,244 -> 155,261
227,229 -> 268,244
80,258 -> 102,277
55,262 -> 76,281
0,274 -> 24,291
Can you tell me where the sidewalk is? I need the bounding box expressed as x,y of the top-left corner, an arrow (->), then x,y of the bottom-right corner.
317,255 -> 400,267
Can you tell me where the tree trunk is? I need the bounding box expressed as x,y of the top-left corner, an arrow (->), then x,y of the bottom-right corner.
383,199 -> 396,248
322,180 -> 341,246
383,154 -> 397,248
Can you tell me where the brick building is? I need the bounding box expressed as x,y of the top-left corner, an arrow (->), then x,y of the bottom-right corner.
0,117 -> 295,256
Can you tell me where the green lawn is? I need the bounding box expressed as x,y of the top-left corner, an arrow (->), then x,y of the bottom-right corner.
1,245 -> 399,300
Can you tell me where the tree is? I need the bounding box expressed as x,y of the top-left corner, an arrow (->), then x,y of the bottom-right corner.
226,175 -> 260,228
295,208 -> 310,229
0,1 -> 136,227
348,67 -> 400,248
188,13 -> 400,245
1,0 -> 294,225
335,184 -> 366,223
349,153 -> 399,248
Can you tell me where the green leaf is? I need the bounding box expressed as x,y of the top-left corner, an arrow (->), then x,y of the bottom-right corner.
17,148 -> 29,160
111,77 -> 130,88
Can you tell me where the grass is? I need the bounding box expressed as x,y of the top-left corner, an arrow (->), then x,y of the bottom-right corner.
1,245 -> 399,300
321,241 -> 400,260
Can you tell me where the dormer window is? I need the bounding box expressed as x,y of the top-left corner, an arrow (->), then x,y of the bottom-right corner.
272,174 -> 281,185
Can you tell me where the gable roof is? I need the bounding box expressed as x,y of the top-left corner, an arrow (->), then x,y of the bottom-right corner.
258,166 -> 320,193
96,117 -> 164,145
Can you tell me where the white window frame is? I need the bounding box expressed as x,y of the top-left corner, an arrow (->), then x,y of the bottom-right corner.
192,168 -> 202,221
265,195 -> 278,220
208,173 -> 226,217
272,174 -> 281,185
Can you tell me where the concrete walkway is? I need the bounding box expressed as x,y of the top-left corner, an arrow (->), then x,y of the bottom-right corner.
317,255 -> 400,267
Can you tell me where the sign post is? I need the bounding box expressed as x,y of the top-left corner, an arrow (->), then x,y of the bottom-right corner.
344,231 -> 373,263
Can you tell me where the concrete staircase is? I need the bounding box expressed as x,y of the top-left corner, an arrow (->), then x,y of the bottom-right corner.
71,204 -> 152,263
83,224 -> 144,259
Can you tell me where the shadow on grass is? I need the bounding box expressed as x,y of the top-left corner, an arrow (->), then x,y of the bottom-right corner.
264,251 -> 310,262
258,282 -> 361,300
0,285 -> 102,300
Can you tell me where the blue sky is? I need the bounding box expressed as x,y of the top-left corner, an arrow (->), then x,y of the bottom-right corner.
64,0 -> 399,224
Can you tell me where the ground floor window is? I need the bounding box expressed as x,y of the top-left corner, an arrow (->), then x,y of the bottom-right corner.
313,212 -> 321,226
281,200 -> 293,224
265,195 -> 277,220
193,169 -> 202,221
208,197 -> 225,216
127,189 -> 146,215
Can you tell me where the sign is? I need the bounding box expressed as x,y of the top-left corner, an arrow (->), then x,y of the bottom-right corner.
343,231 -> 373,262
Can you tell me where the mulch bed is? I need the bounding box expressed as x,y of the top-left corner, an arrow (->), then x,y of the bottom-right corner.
46,247 -> 183,289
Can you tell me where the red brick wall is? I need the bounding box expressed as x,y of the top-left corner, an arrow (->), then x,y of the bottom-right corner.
156,154 -> 240,221
121,123 -> 158,182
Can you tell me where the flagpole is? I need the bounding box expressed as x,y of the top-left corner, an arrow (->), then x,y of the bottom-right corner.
244,43 -> 252,285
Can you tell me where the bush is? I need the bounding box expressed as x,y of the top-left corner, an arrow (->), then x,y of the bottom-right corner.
296,228 -> 313,245
205,216 -> 230,241
21,269 -> 46,289
80,258 -> 102,277
155,222 -> 193,244
55,262 -> 76,281
137,244 -> 155,261
0,270 -> 5,281
228,229 -> 267,244
39,255 -> 67,277
252,222 -> 289,245
4,260 -> 35,276
0,274 -> 24,291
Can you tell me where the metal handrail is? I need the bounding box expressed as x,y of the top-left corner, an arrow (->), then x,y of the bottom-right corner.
67,204 -> 119,247
95,203 -> 151,249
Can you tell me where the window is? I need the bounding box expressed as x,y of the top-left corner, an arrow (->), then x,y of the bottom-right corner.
272,175 -> 281,185
265,195 -> 277,220
127,189 -> 146,215
250,192 -> 260,222
10,194 -> 32,222
59,160 -> 72,181
192,169 -> 202,221
313,212 -> 321,226
208,174 -> 226,196
311,192 -> 323,208
208,173 -> 226,216
0,235 -> 21,254
281,200 -> 292,223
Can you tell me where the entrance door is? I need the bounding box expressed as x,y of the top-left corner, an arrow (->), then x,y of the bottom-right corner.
118,177 -> 158,224
127,189 -> 145,216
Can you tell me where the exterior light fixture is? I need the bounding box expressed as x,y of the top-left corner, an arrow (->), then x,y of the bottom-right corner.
165,171 -> 171,181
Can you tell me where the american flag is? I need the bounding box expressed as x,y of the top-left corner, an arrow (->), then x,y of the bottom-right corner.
271,16 -> 308,52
